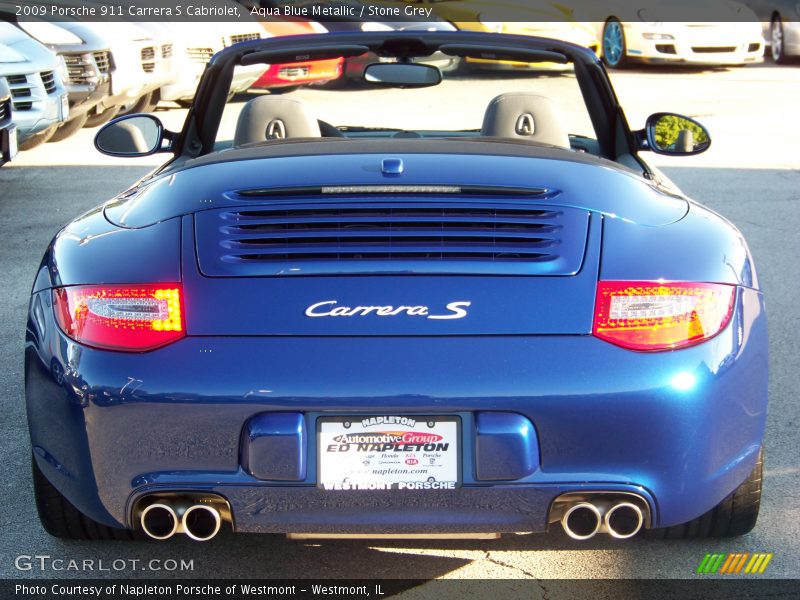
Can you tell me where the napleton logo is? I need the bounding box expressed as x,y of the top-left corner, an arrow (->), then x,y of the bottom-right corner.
696,552 -> 773,575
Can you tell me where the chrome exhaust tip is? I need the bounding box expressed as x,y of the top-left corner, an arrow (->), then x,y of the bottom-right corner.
182,504 -> 222,542
561,502 -> 602,540
604,502 -> 644,539
140,503 -> 179,540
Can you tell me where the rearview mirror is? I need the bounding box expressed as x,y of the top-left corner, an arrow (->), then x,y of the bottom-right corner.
364,63 -> 442,88
644,113 -> 711,155
95,114 -> 171,157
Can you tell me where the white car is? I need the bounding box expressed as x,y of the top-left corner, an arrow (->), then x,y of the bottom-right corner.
0,23 -> 68,149
744,0 -> 800,62
584,0 -> 765,67
54,20 -> 173,121
157,20 -> 268,107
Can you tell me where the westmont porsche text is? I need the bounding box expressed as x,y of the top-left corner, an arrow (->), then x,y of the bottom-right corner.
25,31 -> 767,543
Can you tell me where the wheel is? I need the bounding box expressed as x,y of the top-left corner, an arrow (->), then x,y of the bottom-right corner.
602,19 -> 629,69
646,448 -> 763,539
771,16 -> 788,64
84,106 -> 120,128
48,112 -> 89,143
32,453 -> 138,540
18,126 -> 57,151
121,91 -> 157,115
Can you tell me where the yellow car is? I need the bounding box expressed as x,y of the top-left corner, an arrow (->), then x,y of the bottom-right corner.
395,0 -> 599,69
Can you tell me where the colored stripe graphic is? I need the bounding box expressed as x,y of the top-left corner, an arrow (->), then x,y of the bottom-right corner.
697,552 -> 773,574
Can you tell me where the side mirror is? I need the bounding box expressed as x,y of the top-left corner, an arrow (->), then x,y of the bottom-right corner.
95,114 -> 172,157
642,113 -> 711,155
364,62 -> 442,88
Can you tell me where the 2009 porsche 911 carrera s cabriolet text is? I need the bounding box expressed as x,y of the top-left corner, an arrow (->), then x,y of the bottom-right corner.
25,30 -> 767,543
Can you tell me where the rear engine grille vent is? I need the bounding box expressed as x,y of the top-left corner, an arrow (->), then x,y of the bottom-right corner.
0,100 -> 8,122
162,44 -> 173,59
40,71 -> 56,94
141,47 -> 156,61
6,74 -> 26,85
195,203 -> 590,276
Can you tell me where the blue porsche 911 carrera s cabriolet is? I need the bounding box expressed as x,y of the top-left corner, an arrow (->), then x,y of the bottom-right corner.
25,31 -> 767,542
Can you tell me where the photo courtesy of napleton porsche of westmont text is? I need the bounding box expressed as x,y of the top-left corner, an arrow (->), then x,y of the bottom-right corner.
1,0 -> 798,598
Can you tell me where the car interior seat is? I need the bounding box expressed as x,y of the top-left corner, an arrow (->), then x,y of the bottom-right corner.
481,92 -> 571,149
233,96 -> 321,146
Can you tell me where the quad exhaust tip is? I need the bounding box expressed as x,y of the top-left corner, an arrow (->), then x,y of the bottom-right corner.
560,497 -> 645,540
139,497 -> 226,541
605,502 -> 644,539
140,503 -> 179,540
182,504 -> 222,542
561,502 -> 602,540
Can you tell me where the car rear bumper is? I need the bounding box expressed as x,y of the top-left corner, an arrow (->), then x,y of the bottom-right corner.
26,287 -> 767,533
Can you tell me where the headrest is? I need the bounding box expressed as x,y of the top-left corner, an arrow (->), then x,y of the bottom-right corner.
233,96 -> 321,146
481,93 -> 570,149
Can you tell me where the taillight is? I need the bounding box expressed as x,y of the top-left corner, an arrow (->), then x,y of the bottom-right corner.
593,281 -> 735,351
53,284 -> 185,352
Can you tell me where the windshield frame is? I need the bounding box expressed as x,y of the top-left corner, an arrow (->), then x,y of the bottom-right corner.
175,31 -> 638,165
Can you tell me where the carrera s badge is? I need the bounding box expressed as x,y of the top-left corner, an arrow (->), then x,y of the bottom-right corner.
305,300 -> 471,320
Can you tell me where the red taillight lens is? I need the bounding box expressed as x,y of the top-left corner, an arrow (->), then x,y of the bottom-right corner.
53,284 -> 185,352
593,281 -> 735,351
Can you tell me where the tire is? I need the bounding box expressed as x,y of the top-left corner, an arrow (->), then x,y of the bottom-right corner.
84,106 -> 120,128
646,448 -> 763,539
602,19 -> 629,69
48,112 -> 89,143
32,453 -> 138,540
18,126 -> 57,151
771,16 -> 788,64
122,91 -> 157,115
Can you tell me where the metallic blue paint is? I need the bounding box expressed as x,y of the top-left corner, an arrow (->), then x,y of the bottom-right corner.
243,412 -> 307,481
25,31 -> 768,539
475,413 -> 539,482
26,285 -> 766,531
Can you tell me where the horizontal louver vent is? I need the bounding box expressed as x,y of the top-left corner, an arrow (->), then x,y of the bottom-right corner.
40,71 -> 56,94
195,201 -> 590,276
187,47 -> 214,63
228,33 -> 260,45
94,51 -> 111,73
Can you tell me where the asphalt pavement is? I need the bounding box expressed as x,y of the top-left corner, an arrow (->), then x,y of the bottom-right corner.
0,61 -> 798,589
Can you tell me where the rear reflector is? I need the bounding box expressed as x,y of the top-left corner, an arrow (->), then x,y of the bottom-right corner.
53,284 -> 184,352
593,281 -> 735,351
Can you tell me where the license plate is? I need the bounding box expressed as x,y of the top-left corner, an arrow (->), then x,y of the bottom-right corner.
60,94 -> 70,121
318,416 -> 460,490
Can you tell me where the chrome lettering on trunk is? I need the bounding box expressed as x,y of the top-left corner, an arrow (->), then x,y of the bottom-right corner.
305,300 -> 471,320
